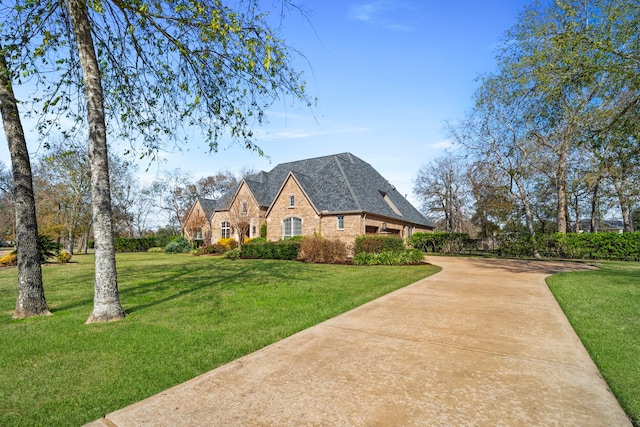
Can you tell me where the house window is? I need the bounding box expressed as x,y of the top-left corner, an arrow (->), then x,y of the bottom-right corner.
241,201 -> 248,215
221,221 -> 231,239
196,228 -> 203,240
282,217 -> 302,239
289,195 -> 295,207
252,225 -> 256,237
337,215 -> 344,230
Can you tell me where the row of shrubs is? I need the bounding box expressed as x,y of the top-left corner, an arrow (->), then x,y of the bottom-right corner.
154,234 -> 423,265
408,231 -> 640,261
497,232 -> 640,261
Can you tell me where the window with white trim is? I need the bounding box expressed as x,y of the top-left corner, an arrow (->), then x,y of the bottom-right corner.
337,215 -> 344,230
289,195 -> 295,207
282,217 -> 302,239
221,221 -> 231,239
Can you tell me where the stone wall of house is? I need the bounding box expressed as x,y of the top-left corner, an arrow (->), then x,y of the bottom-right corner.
318,213 -> 364,244
210,183 -> 265,242
266,175 -> 320,241
183,201 -> 212,244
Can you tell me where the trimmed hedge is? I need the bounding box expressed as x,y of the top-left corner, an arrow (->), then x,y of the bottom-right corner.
353,249 -> 424,265
240,241 -> 300,260
298,236 -> 347,263
354,235 -> 404,255
114,237 -> 157,253
408,232 -> 472,254
497,232 -> 640,261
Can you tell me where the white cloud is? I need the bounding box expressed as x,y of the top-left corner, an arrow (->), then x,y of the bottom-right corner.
348,1 -> 414,31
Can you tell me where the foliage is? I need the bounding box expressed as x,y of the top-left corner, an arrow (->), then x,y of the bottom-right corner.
196,244 -> 224,256
409,232 -> 473,254
153,227 -> 179,248
36,235 -> 61,263
147,247 -> 164,253
217,238 -> 238,251
497,232 -> 640,261
353,249 -> 424,266
0,252 -> 17,267
114,237 -> 157,253
250,237 -> 266,244
0,252 -> 439,426
298,236 -> 347,264
260,223 -> 268,239
240,240 -> 300,260
56,250 -> 72,263
223,248 -> 241,260
164,236 -> 191,254
353,235 -> 404,255
548,262 -> 640,425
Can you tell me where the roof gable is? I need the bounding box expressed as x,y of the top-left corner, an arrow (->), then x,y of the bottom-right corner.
213,153 -> 433,228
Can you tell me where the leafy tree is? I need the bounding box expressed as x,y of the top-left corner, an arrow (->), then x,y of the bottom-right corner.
414,153 -> 472,233
0,46 -> 50,318
3,0 -> 311,322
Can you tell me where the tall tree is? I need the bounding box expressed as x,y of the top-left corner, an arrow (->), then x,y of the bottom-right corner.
414,153 -> 472,233
0,46 -> 51,318
4,0 -> 311,322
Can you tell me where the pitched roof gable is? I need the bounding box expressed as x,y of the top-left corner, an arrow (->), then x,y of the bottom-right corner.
214,153 -> 432,228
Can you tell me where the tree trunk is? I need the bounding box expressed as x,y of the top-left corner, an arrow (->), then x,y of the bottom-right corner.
556,141 -> 568,234
66,0 -> 125,323
590,180 -> 600,233
514,177 -> 542,259
0,47 -> 51,318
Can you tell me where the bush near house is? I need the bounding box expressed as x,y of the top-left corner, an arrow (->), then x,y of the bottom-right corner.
353,235 -> 404,255
164,236 -> 191,254
353,249 -> 424,266
240,240 -> 300,260
298,236 -> 348,263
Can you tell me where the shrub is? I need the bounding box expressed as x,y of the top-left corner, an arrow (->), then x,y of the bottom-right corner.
37,235 -> 61,262
353,249 -> 424,265
260,223 -> 267,238
197,244 -> 224,255
164,236 -> 191,254
353,235 -> 405,255
249,237 -> 266,244
114,237 -> 157,253
217,238 -> 238,251
57,250 -> 72,263
240,240 -> 300,260
224,248 -> 241,260
298,236 -> 347,263
147,247 -> 164,253
0,252 -> 17,267
409,232 -> 472,254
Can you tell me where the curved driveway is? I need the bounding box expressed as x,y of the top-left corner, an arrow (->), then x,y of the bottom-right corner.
87,256 -> 631,426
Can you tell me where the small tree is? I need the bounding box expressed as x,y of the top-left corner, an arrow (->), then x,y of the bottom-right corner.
227,196 -> 260,249
183,209 -> 209,247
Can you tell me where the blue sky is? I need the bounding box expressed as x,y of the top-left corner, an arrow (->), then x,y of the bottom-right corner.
1,0 -> 530,210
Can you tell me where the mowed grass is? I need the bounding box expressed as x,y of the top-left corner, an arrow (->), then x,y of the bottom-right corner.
547,261 -> 640,426
0,252 -> 439,426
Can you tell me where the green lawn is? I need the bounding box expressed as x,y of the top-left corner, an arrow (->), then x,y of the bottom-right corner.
0,252 -> 439,426
547,261 -> 640,426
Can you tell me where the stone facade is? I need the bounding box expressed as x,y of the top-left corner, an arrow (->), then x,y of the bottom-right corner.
183,199 -> 213,244
182,153 -> 434,247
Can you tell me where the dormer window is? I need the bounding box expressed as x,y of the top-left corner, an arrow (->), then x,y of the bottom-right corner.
289,195 -> 295,207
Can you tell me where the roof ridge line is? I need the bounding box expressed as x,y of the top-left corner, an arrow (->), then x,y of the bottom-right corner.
333,156 -> 361,211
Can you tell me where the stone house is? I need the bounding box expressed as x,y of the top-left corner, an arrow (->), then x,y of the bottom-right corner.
183,152 -> 433,245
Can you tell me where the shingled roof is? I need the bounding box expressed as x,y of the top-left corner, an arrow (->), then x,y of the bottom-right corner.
219,153 -> 432,228
197,198 -> 217,219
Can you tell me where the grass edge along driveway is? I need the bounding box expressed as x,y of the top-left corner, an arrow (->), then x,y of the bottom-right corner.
0,252 -> 440,426
547,261 -> 640,427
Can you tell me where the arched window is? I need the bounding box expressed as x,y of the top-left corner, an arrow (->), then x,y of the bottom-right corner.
221,221 -> 231,239
282,217 -> 302,239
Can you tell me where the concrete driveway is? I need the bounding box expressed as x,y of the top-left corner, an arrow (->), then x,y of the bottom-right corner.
86,256 -> 631,426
